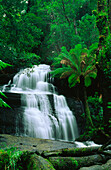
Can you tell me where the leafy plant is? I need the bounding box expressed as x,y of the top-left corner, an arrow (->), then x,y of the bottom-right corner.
0,147 -> 33,170
87,92 -> 103,126
0,60 -> 11,108
0,60 -> 11,70
52,43 -> 98,87
51,43 -> 98,128
17,52 -> 41,68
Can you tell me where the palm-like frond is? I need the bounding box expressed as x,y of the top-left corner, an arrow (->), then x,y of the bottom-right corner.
61,46 -> 81,71
0,98 -> 11,108
52,43 -> 98,88
69,44 -> 82,70
60,70 -> 74,79
68,72 -> 80,87
51,67 -> 73,78
0,91 -> 11,108
0,60 -> 11,70
84,66 -> 97,77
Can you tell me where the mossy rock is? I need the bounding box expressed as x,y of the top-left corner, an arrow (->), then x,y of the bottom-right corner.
27,154 -> 55,170
48,157 -> 79,170
48,154 -> 109,170
14,151 -> 55,170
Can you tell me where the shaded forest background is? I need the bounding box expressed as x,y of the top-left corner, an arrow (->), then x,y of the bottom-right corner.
0,0 -> 99,69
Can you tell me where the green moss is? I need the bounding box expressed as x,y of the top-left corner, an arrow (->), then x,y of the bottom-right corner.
49,157 -> 80,170
0,150 -> 9,169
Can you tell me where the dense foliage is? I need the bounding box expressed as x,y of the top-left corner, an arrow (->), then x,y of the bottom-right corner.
0,0 -> 99,70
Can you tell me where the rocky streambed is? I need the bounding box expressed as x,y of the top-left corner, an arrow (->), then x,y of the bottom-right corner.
0,134 -> 111,169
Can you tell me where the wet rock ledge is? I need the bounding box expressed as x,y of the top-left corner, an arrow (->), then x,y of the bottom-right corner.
0,134 -> 111,169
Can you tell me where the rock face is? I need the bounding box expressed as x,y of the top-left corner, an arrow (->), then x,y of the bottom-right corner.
28,154 -> 55,170
66,97 -> 85,135
0,92 -> 24,135
79,159 -> 111,170
0,92 -> 85,138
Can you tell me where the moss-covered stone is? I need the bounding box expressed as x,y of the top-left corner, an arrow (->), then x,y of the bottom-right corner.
48,157 -> 79,170
27,154 -> 55,170
48,154 -> 110,170
43,146 -> 100,157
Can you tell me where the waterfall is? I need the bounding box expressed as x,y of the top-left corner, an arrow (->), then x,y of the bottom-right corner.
3,64 -> 79,141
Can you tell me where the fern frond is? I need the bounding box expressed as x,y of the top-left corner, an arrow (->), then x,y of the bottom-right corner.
89,43 -> 98,54
0,98 -> 11,108
69,44 -> 82,69
0,60 -> 11,70
68,73 -> 79,87
51,67 -> 72,77
60,70 -> 73,79
84,66 -> 97,77
0,91 -> 7,98
84,57 -> 96,72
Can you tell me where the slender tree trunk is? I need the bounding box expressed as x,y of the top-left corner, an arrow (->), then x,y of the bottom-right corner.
73,19 -> 78,35
80,76 -> 94,128
61,0 -> 71,25
26,0 -> 31,13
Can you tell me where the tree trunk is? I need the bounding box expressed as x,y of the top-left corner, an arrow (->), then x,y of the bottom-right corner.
80,76 -> 94,128
73,19 -> 78,35
61,0 -> 71,25
26,0 -> 31,13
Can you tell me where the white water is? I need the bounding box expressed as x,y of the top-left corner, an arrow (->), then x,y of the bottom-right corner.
3,64 -> 79,141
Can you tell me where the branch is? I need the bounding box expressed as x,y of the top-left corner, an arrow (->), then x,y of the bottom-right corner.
61,0 -> 71,25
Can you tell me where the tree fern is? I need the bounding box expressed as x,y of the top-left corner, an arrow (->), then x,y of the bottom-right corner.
52,44 -> 97,88
51,44 -> 98,128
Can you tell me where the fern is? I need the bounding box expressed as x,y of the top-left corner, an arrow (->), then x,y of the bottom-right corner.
52,43 -> 97,88
0,60 -> 11,70
0,91 -> 11,108
0,60 -> 11,108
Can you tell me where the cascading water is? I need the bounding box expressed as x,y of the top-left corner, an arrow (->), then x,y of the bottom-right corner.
2,64 -> 79,141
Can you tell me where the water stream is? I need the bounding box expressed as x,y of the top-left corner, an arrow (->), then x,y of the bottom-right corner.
2,64 -> 79,141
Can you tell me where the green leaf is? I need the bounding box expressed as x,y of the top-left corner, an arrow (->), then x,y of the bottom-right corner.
0,98 -> 11,108
0,60 -> 11,70
68,74 -> 78,87
51,67 -> 72,77
88,72 -> 97,79
0,91 -> 7,98
85,76 -> 92,87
